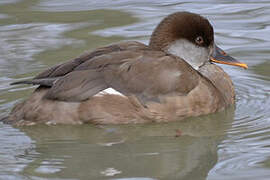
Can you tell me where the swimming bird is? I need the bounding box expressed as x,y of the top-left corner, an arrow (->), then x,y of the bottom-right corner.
4,12 -> 247,125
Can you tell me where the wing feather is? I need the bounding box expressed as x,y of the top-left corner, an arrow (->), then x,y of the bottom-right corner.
10,41 -> 199,103
44,70 -> 108,101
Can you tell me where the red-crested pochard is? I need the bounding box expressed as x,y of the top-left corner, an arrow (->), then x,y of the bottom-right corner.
3,12 -> 247,125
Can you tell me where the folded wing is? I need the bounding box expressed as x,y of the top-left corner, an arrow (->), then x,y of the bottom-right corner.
11,42 -> 199,102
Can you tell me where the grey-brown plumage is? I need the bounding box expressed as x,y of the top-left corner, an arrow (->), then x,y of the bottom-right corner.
3,12 -> 242,126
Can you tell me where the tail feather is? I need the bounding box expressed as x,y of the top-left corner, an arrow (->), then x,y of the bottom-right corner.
0,116 -> 11,124
10,77 -> 59,87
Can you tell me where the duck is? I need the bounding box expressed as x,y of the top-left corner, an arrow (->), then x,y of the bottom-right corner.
3,12 -> 247,126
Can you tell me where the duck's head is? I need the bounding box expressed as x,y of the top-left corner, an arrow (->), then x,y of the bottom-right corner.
149,12 -> 247,70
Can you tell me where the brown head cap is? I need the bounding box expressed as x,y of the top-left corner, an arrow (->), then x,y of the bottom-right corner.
149,12 -> 214,51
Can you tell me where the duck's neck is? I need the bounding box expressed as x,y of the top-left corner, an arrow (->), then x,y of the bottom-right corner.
198,64 -> 235,105
166,39 -> 210,70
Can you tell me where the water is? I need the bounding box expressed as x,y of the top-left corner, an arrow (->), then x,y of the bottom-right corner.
0,0 -> 270,179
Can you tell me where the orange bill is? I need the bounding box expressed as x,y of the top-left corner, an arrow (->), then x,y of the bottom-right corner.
210,44 -> 248,69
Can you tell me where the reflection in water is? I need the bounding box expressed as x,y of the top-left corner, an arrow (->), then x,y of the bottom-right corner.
0,0 -> 270,179
0,124 -> 34,179
19,108 -> 234,179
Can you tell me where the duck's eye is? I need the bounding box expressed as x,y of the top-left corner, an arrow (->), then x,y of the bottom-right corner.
195,36 -> 204,45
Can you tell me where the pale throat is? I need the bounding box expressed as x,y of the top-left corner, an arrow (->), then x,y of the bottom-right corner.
167,39 -> 210,70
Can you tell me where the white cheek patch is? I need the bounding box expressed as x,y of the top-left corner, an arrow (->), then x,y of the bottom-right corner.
167,39 -> 210,70
95,88 -> 125,97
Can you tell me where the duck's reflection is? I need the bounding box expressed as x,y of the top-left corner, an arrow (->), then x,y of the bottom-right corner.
19,107 -> 234,180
